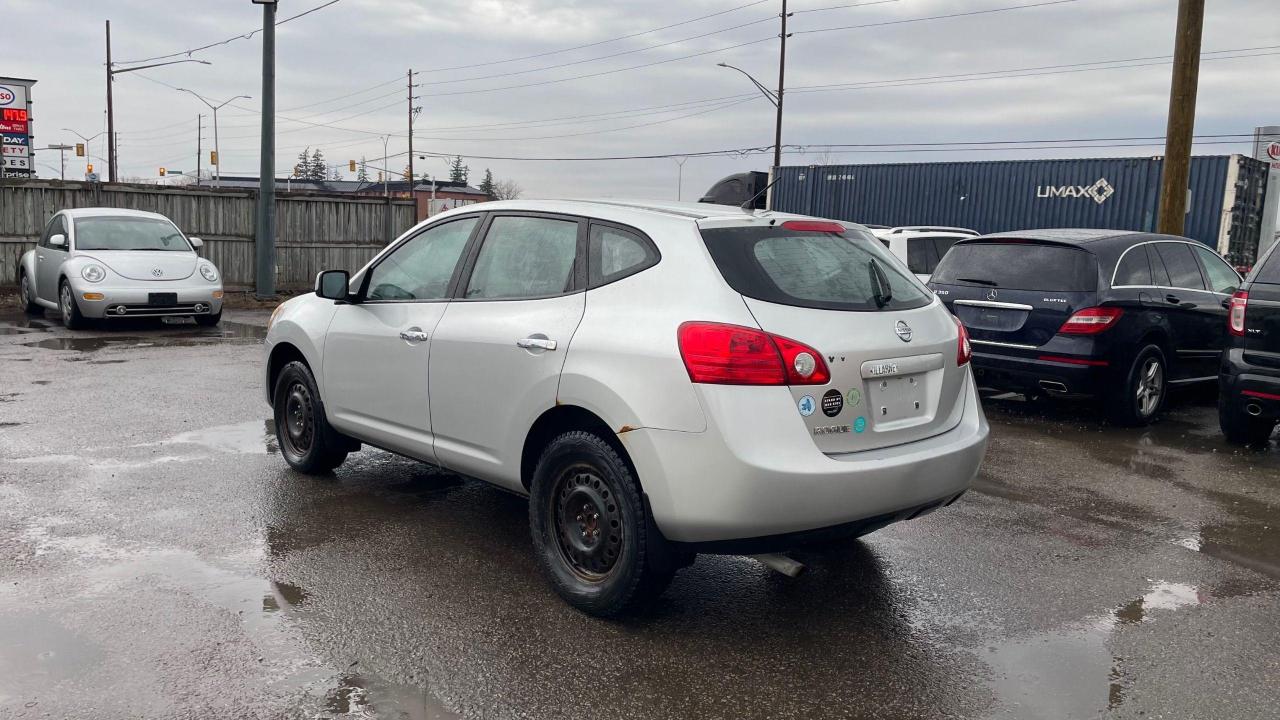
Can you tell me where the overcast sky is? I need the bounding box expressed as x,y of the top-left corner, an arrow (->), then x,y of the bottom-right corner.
5,0 -> 1278,199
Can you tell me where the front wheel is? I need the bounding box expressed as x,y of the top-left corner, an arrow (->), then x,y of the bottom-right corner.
273,361 -> 349,473
18,272 -> 40,314
1106,345 -> 1167,426
59,280 -> 88,330
1219,391 -> 1276,445
529,431 -> 682,617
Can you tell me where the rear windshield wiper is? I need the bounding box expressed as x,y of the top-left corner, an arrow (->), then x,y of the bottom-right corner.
868,259 -> 893,308
956,277 -> 998,286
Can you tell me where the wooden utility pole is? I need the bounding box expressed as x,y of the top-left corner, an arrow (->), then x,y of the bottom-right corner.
773,0 -> 789,179
105,20 -> 116,182
408,69 -> 415,186
195,114 -> 202,186
1157,0 -> 1204,235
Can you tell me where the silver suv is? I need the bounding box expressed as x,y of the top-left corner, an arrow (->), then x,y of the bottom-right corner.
264,200 -> 989,615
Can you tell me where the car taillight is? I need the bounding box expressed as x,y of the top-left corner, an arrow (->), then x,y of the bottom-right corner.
779,220 -> 846,233
677,322 -> 830,385
1058,306 -> 1124,335
1229,290 -> 1248,337
954,317 -> 971,366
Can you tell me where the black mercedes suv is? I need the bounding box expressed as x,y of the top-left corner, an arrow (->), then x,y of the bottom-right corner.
1219,239 -> 1280,445
928,230 -> 1242,425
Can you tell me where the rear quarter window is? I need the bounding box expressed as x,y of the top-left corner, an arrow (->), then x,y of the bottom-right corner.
931,242 -> 1099,292
1251,243 -> 1280,285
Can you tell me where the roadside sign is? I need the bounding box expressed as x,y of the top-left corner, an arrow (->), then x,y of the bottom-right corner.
2,155 -> 31,169
1,143 -> 29,158
0,118 -> 27,134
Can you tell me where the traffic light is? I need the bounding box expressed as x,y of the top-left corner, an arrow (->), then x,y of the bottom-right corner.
159,168 -> 166,176
75,143 -> 85,157
210,151 -> 218,166
86,163 -> 94,173
348,159 -> 356,172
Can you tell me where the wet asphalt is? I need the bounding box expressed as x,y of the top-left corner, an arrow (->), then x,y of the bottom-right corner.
0,309 -> 1278,720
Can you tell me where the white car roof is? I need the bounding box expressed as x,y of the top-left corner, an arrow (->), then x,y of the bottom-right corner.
61,208 -> 172,221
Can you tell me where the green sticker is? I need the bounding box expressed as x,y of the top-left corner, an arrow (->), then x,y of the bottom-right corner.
854,416 -> 867,433
846,388 -> 861,408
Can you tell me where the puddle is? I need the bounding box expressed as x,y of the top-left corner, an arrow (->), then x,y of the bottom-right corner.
210,320 -> 269,340
0,613 -> 105,705
155,419 -> 278,454
0,313 -> 55,330
984,581 -> 1206,718
22,336 -> 151,352
323,673 -> 460,720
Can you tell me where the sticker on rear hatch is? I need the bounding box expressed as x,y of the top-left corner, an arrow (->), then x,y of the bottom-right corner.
846,388 -> 861,408
798,395 -> 816,417
821,389 -> 844,417
854,417 -> 867,433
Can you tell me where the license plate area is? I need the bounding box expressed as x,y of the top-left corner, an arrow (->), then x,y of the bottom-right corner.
148,292 -> 177,306
867,373 -> 928,423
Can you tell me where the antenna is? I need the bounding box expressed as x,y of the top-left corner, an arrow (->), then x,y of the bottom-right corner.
741,176 -> 780,213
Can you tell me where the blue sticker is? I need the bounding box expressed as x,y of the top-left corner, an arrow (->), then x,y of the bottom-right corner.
854,416 -> 867,433
798,395 -> 816,417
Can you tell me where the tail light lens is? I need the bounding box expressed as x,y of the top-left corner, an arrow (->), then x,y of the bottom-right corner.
779,220 -> 846,233
954,317 -> 971,366
1229,290 -> 1248,337
1058,306 -> 1124,335
677,322 -> 830,385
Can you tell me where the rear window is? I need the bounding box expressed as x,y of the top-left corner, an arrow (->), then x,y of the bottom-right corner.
931,242 -> 1098,292
1251,242 -> 1280,285
700,226 -> 931,312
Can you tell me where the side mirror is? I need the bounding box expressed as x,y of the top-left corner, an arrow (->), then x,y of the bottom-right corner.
189,237 -> 203,250
315,270 -> 351,301
49,233 -> 67,248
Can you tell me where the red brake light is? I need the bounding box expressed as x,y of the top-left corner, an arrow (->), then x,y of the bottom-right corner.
677,322 -> 829,386
1058,306 -> 1124,335
780,220 -> 846,233
1229,290 -> 1248,337
954,317 -> 971,366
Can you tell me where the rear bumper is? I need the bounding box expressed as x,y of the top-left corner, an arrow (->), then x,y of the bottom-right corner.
621,372 -> 989,547
970,349 -> 1108,396
1220,349 -> 1280,421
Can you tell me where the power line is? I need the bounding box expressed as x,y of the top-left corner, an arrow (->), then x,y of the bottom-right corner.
792,0 -> 1083,36
114,0 -> 345,66
793,0 -> 900,13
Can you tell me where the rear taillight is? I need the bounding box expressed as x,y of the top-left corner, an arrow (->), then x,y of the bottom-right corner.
1229,290 -> 1248,337
677,322 -> 830,386
779,220 -> 846,233
954,317 -> 971,366
1058,306 -> 1124,335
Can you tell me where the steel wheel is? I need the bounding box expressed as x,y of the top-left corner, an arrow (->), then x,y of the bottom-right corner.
1136,356 -> 1164,418
281,381 -> 316,458
60,283 -> 73,324
550,464 -> 624,582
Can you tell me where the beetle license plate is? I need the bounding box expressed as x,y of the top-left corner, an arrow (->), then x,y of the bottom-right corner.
148,292 -> 177,306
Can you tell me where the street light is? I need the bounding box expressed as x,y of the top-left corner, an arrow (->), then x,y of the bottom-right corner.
175,89 -> 251,187
717,62 -> 784,178
40,144 -> 74,179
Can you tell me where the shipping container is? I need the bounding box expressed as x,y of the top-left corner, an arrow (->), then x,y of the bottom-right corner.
769,155 -> 1271,265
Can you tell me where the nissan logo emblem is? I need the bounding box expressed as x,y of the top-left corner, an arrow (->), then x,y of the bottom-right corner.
895,320 -> 913,343
151,268 -> 164,277
987,288 -> 999,301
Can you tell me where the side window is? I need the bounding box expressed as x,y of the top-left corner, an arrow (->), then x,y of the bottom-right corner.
464,216 -> 580,300
931,236 -> 961,264
40,216 -> 62,249
906,237 -> 937,275
1155,243 -> 1206,291
588,224 -> 657,287
1147,245 -> 1172,286
1113,245 -> 1153,286
366,217 -> 477,301
1192,245 -> 1240,294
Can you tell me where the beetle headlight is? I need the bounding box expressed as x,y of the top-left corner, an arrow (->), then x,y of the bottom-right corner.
81,264 -> 106,283
199,263 -> 219,282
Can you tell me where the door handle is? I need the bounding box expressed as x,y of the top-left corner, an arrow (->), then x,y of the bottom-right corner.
516,337 -> 557,351
399,330 -> 429,342
1165,294 -> 1181,305
36,255 -> 44,261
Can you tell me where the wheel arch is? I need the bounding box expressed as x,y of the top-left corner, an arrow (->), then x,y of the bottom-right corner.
267,341 -> 312,408
520,404 -> 640,493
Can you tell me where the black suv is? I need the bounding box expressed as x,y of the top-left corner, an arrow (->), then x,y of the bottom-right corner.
929,230 -> 1242,425
1219,239 -> 1280,444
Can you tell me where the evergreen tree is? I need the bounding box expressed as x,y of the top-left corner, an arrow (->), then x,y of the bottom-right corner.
356,157 -> 370,183
308,148 -> 327,180
448,155 -> 469,184
478,168 -> 495,198
294,147 -> 311,179
329,167 -> 342,181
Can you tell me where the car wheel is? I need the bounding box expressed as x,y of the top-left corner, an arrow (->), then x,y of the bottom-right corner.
1219,391 -> 1275,445
195,310 -> 222,327
529,431 -> 681,617
19,272 -> 41,314
273,361 -> 349,474
58,280 -> 88,330
1106,344 -> 1166,426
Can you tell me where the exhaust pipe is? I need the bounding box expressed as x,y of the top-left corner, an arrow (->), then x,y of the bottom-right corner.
749,553 -> 806,578
1246,403 -> 1264,417
1039,380 -> 1068,394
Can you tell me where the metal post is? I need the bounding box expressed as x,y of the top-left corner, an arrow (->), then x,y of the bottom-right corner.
195,114 -> 202,186
408,68 -> 414,187
382,135 -> 390,198
1157,0 -> 1204,236
773,0 -> 788,185
105,20 -> 116,182
255,0 -> 277,298
212,105 -> 221,187
676,157 -> 687,201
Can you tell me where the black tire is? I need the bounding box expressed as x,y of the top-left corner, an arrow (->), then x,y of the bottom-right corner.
18,271 -> 40,314
1219,391 -> 1276,445
195,310 -> 222,327
58,279 -> 88,330
272,361 -> 349,474
529,431 -> 682,617
1106,344 -> 1167,426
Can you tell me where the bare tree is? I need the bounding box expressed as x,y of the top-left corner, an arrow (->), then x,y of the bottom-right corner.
492,178 -> 523,200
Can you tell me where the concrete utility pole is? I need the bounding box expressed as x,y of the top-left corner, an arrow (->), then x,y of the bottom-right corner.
1157,0 -> 1204,236
254,0 -> 277,298
195,114 -> 202,186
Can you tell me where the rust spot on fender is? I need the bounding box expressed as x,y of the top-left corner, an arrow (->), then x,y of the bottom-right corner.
617,425 -> 638,434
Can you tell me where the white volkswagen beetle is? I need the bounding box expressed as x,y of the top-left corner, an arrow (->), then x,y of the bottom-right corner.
17,208 -> 224,328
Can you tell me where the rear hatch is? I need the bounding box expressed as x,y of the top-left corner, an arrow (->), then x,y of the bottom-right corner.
698,220 -> 968,454
928,240 -> 1100,349
1242,246 -> 1280,364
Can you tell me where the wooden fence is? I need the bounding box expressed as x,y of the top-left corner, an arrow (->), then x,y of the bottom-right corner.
0,180 -> 417,289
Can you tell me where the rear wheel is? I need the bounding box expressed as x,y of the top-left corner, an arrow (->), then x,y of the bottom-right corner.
18,272 -> 40,314
1106,344 -> 1166,426
1219,391 -> 1276,445
273,361 -> 349,473
529,431 -> 681,617
59,280 -> 88,330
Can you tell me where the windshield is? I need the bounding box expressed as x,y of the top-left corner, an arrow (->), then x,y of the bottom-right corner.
74,216 -> 192,252
700,225 -> 931,311
931,242 -> 1098,292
